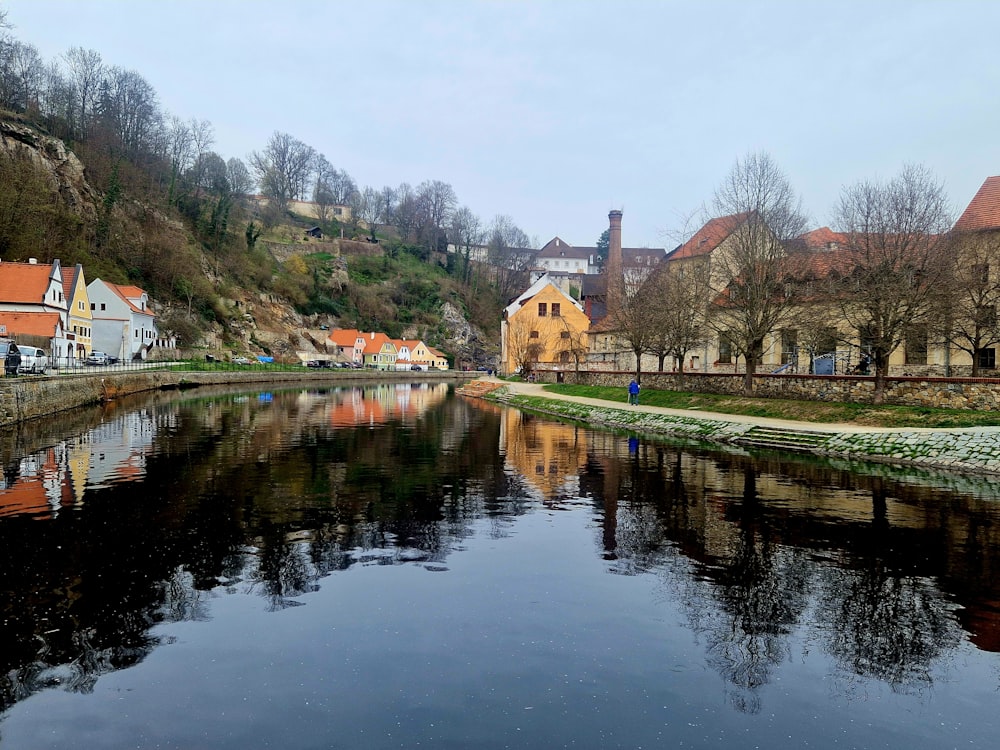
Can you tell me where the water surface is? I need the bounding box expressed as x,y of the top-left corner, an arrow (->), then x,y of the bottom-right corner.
2,383 -> 999,748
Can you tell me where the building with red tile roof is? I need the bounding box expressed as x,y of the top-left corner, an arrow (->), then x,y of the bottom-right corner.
361,331 -> 397,370
0,258 -> 72,359
59,263 -> 93,363
87,279 -> 158,361
954,176 -> 1000,232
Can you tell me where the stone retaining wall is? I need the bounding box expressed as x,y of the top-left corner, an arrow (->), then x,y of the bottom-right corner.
547,369 -> 1000,410
0,369 -> 474,427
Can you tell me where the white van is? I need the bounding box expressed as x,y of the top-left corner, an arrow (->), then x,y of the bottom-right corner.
18,347 -> 48,374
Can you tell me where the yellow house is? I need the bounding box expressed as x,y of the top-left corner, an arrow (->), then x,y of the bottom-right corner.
61,263 -> 93,364
501,274 -> 590,375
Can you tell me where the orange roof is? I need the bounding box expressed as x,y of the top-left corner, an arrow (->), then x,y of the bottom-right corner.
0,311 -> 63,337
670,213 -> 749,260
363,332 -> 393,354
0,261 -> 55,304
61,264 -> 82,305
105,282 -> 151,315
955,176 -> 1000,231
797,227 -> 849,249
329,328 -> 363,347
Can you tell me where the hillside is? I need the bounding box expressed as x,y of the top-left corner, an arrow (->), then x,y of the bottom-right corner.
0,113 -> 502,367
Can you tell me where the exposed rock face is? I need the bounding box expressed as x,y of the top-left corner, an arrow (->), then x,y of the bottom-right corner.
440,301 -> 496,368
0,120 -> 99,222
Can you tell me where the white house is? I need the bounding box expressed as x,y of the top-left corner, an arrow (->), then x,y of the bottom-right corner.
87,280 -> 158,361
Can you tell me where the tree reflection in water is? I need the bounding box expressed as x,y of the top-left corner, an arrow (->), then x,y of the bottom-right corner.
0,386 -> 996,730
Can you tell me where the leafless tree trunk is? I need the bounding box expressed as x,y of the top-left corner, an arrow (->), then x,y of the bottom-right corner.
941,229 -> 1000,376
832,165 -> 953,402
249,131 -> 316,212
648,260 -> 712,386
63,46 -> 103,140
709,152 -> 807,395
606,267 -> 658,381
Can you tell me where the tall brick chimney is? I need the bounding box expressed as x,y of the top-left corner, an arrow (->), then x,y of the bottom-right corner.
606,209 -> 623,317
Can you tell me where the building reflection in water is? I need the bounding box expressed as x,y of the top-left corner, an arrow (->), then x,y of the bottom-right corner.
1,386 -> 1000,722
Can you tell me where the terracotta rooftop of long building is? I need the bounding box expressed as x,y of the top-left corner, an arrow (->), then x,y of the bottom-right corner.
955,176 -> 1000,231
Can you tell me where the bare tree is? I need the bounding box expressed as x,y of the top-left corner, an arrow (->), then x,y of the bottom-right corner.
355,186 -> 382,241
944,230 -> 1000,376
709,152 -> 808,394
96,66 -> 163,158
312,154 -> 337,223
449,205 -> 484,283
249,131 -> 316,212
165,116 -> 194,204
328,168 -> 357,205
646,262 -> 712,382
62,47 -> 104,139
488,214 -> 534,301
607,267 -> 659,381
393,182 -> 419,242
557,315 -> 589,373
226,157 -> 253,201
415,179 -> 456,252
832,164 -> 953,402
504,315 -> 551,377
0,39 -> 43,113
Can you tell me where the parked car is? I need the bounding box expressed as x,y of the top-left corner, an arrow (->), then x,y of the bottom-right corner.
85,351 -> 109,366
232,356 -> 251,365
0,340 -> 21,376
17,347 -> 48,374
410,364 -> 423,371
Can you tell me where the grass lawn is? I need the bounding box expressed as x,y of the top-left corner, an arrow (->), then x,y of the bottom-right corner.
543,383 -> 1000,429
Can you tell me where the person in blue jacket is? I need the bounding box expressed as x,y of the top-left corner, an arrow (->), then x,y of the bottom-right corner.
628,378 -> 640,405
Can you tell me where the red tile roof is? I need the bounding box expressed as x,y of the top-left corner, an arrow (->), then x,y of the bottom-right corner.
797,227 -> 849,249
0,261 -> 55,304
328,328 -> 363,347
955,176 -> 1000,231
670,213 -> 750,260
362,332 -> 393,355
105,282 -> 151,315
0,311 -> 63,337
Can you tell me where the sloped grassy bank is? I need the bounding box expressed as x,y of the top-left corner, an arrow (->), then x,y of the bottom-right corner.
487,386 -> 1000,477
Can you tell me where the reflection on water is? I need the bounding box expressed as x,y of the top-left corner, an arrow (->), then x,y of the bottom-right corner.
2,383 -> 1000,748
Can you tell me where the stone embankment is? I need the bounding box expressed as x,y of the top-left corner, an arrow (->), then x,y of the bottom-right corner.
483,381 -> 1000,476
0,368 -> 475,427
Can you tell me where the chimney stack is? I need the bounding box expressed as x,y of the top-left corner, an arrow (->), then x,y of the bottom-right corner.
606,210 -> 623,317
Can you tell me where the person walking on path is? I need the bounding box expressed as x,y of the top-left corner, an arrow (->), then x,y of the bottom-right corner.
628,378 -> 640,405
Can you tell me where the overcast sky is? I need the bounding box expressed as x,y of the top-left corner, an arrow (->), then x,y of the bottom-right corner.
5,0 -> 999,249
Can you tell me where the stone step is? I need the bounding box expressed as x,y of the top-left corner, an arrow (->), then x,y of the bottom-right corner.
733,426 -> 829,453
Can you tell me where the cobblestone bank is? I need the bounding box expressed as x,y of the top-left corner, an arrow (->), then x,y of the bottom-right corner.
492,388 -> 1000,476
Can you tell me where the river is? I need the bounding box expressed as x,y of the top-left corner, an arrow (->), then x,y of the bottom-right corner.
1,382 -> 999,748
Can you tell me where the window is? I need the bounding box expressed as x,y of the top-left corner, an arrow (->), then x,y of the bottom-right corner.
551,303 -> 561,317
978,348 -> 996,369
78,301 -> 84,310
904,327 -> 927,365
780,329 -> 797,365
559,351 -> 570,363
718,333 -> 733,364
560,331 -> 570,339
530,331 -> 539,339
538,303 -> 547,317
101,303 -> 106,311
90,303 -> 95,311
975,305 -> 997,329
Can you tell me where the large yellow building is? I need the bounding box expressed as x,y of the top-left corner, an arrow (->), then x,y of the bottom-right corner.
501,275 -> 590,375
